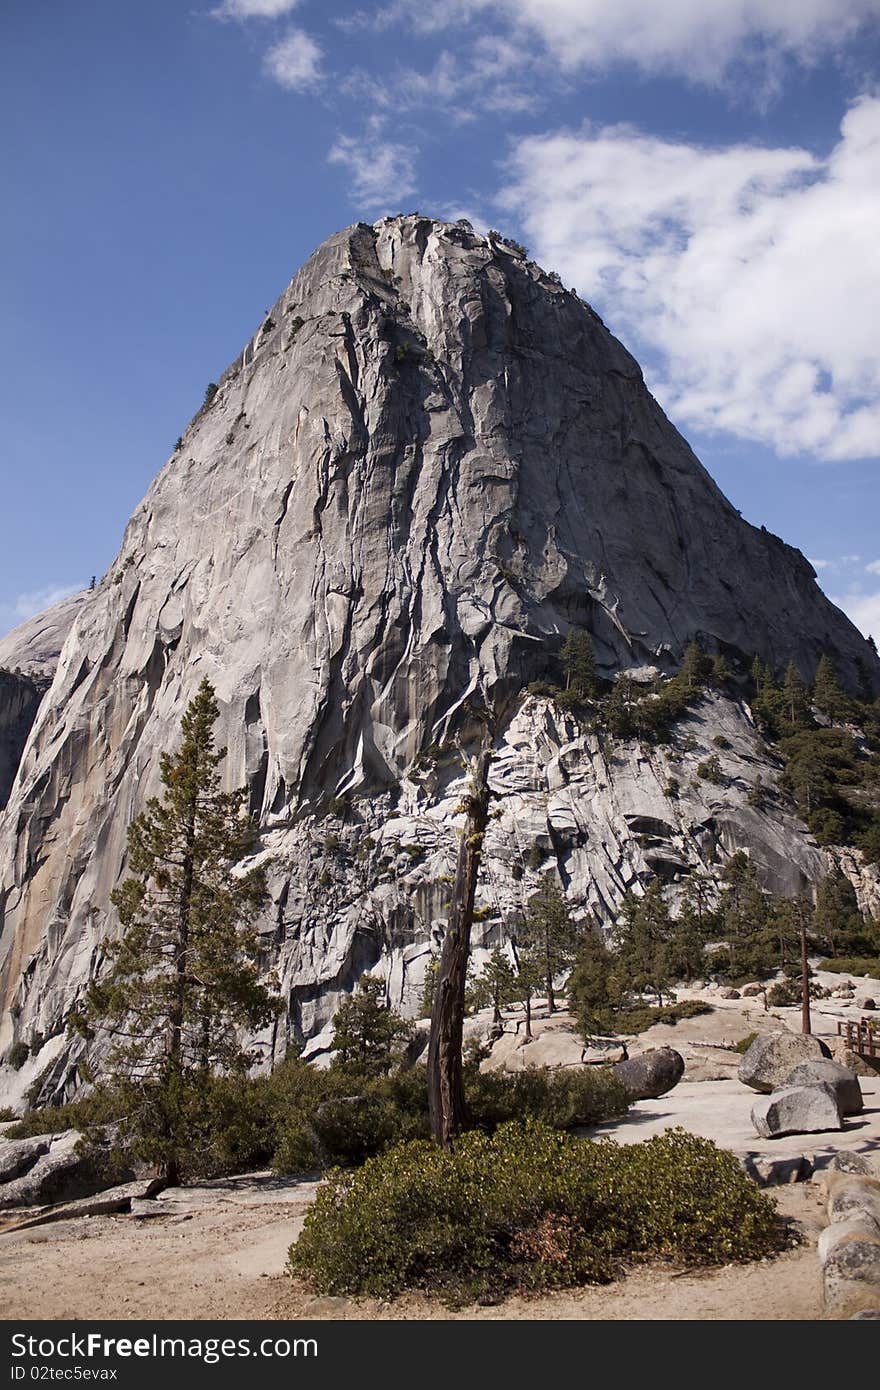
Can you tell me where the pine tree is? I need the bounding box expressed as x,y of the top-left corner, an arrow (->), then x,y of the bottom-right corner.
518,874 -> 581,1012
813,655 -> 851,725
466,948 -> 517,1023
560,628 -> 599,700
567,928 -> 619,1038
331,974 -> 412,1075
783,660 -> 810,727
678,640 -> 712,694
613,882 -> 675,1007
75,678 -> 279,1183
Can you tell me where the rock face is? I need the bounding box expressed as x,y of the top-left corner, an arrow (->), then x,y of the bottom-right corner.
783,1059 -> 863,1115
0,593 -> 84,810
614,1047 -> 684,1101
0,670 -> 47,809
750,1083 -> 843,1138
0,215 -> 878,1101
0,593 -> 86,680
738,1030 -> 832,1094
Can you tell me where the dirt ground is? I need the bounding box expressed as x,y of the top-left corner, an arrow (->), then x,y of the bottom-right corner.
2,988 -> 877,1322
0,1177 -> 823,1322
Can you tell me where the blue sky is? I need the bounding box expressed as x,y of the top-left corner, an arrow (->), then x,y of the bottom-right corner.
2,0 -> 879,641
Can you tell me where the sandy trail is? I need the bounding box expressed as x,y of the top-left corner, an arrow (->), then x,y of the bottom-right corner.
2,993 -> 877,1322
0,1164 -> 826,1322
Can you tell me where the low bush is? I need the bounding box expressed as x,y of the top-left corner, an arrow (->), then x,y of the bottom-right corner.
611,1000 -> 713,1034
733,1032 -> 758,1054
466,1066 -> 628,1132
289,1122 -> 783,1301
820,955 -> 880,980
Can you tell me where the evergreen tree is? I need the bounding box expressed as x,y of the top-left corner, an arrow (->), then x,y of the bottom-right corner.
813,655 -> 852,725
670,872 -> 717,979
560,629 -> 599,700
567,928 -> 620,1037
813,868 -> 873,956
331,974 -> 412,1075
678,640 -> 712,694
710,652 -> 731,687
510,953 -> 545,1041
782,660 -> 811,727
613,882 -> 675,1007
466,948 -> 517,1023
420,958 -> 438,1019
518,875 -> 581,1012
75,678 -> 279,1183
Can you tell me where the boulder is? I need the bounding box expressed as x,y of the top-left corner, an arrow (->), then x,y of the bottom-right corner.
783,1059 -> 863,1115
861,998 -> 876,1011
0,1131 -> 127,1210
826,1175 -> 880,1227
738,1030 -> 831,1093
718,987 -> 741,999
826,1151 -> 876,1178
0,1134 -> 51,1184
829,1038 -> 880,1078
741,984 -> 764,997
750,1083 -> 843,1139
822,1234 -> 880,1318
819,1216 -> 880,1264
613,1047 -> 684,1101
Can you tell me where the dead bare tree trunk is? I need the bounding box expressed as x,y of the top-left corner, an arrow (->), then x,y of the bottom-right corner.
427,731 -> 493,1150
800,915 -> 812,1035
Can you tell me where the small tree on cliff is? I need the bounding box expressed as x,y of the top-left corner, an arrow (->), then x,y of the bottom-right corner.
73,678 -> 279,1183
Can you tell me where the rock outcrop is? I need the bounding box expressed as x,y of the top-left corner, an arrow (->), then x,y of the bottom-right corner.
0,593 -> 85,810
738,1030 -> 832,1094
1,216 -> 878,1102
783,1059 -> 863,1116
0,669 -> 47,810
750,1082 -> 843,1138
614,1047 -> 685,1101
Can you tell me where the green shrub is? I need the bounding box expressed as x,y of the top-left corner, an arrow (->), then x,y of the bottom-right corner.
733,1032 -> 758,1054
0,1106 -> 16,1122
612,1000 -> 712,1033
289,1122 -> 783,1301
696,755 -> 724,784
820,955 -> 880,979
7,1041 -> 29,1070
467,1066 -> 628,1132
712,735 -> 732,750
203,382 -> 218,406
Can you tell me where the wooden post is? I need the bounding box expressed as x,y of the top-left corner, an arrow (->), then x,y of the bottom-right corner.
427,732 -> 493,1150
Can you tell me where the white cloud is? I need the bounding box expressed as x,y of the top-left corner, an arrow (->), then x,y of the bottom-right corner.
810,559 -> 831,571
328,120 -> 418,207
498,97 -> 880,462
0,582 -> 83,636
832,589 -> 880,641
867,560 -> 880,575
382,0 -> 880,86
212,0 -> 302,19
263,29 -> 323,90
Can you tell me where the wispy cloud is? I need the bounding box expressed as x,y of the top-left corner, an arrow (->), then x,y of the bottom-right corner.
0,582 -> 83,637
498,97 -> 880,462
866,560 -> 880,575
831,589 -> 880,642
211,0 -> 303,19
381,0 -> 880,88
328,119 -> 418,207
264,28 -> 324,90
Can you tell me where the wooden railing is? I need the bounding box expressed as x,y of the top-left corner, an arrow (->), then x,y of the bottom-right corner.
837,1018 -> 880,1058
